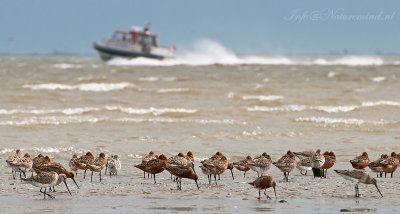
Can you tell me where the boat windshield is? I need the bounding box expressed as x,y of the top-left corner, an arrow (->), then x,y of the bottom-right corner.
137,33 -> 158,47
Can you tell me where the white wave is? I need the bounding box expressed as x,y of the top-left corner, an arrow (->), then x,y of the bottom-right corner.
23,83 -> 75,90
247,104 -> 358,113
0,116 -> 106,126
0,148 -> 15,154
0,106 -> 197,116
311,105 -> 359,113
242,95 -> 284,101
310,56 -> 384,66
371,76 -> 386,82
0,109 -> 20,115
0,115 -> 237,126
78,83 -> 134,92
23,82 -> 135,92
156,88 -> 190,93
247,105 -> 307,112
362,101 -> 400,107
53,63 -> 82,69
32,147 -> 77,153
295,117 -> 388,126
128,154 -> 143,159
327,71 -> 339,78
105,106 -> 197,116
116,118 -> 236,124
262,78 -> 270,82
242,130 -> 263,136
0,107 -> 101,115
138,76 -> 178,82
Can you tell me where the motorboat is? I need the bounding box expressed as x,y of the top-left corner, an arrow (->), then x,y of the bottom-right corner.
93,24 -> 175,61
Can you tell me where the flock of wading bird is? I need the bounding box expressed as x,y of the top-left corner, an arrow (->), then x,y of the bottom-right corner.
5,149 -> 400,200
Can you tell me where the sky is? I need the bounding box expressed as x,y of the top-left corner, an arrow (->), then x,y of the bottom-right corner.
0,0 -> 399,55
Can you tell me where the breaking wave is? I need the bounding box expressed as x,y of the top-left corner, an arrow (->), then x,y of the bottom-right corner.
242,95 -> 284,102
294,117 -> 391,127
106,39 -> 391,66
105,106 -> 197,116
0,106 -> 198,116
247,101 -> 400,113
23,82 -> 136,92
0,116 -> 236,127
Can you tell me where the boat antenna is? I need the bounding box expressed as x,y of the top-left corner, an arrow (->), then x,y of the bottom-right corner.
144,22 -> 151,32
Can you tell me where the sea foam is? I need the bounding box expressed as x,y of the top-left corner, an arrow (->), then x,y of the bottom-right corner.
106,39 -> 388,67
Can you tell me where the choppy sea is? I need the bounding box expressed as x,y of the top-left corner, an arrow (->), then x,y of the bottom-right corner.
1,49 -> 400,213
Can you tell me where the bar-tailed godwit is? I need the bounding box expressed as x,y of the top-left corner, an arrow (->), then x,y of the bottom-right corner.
296,156 -> 312,175
69,154 -> 78,176
233,155 -> 253,178
350,152 -> 370,169
71,152 -> 95,179
141,151 -> 158,179
33,160 -> 80,189
334,169 -> 383,197
248,176 -> 277,200
248,153 -> 272,177
23,171 -> 72,199
6,149 -> 23,179
380,152 -> 399,178
294,150 -> 314,159
368,154 -> 388,178
87,153 -> 108,182
135,154 -> 168,184
200,155 -> 230,185
321,151 -> 336,178
7,153 -> 33,181
165,164 -> 199,190
273,150 -> 297,182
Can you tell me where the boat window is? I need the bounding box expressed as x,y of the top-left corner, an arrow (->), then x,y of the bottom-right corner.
152,36 -> 158,46
112,33 -> 131,41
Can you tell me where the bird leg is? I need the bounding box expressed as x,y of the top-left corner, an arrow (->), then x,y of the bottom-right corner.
355,184 -> 359,197
40,188 -> 55,199
91,171 -> 94,182
99,171 -> 102,182
153,174 -> 156,184
214,175 -> 218,185
256,189 -> 261,200
84,169 -> 87,179
264,190 -> 272,200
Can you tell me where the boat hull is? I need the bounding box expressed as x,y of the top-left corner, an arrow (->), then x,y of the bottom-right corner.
93,42 -> 171,61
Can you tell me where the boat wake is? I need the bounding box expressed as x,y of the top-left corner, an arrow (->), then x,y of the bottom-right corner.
106,39 -> 393,67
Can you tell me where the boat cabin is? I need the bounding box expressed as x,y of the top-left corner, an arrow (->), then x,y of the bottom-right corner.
111,30 -> 159,47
